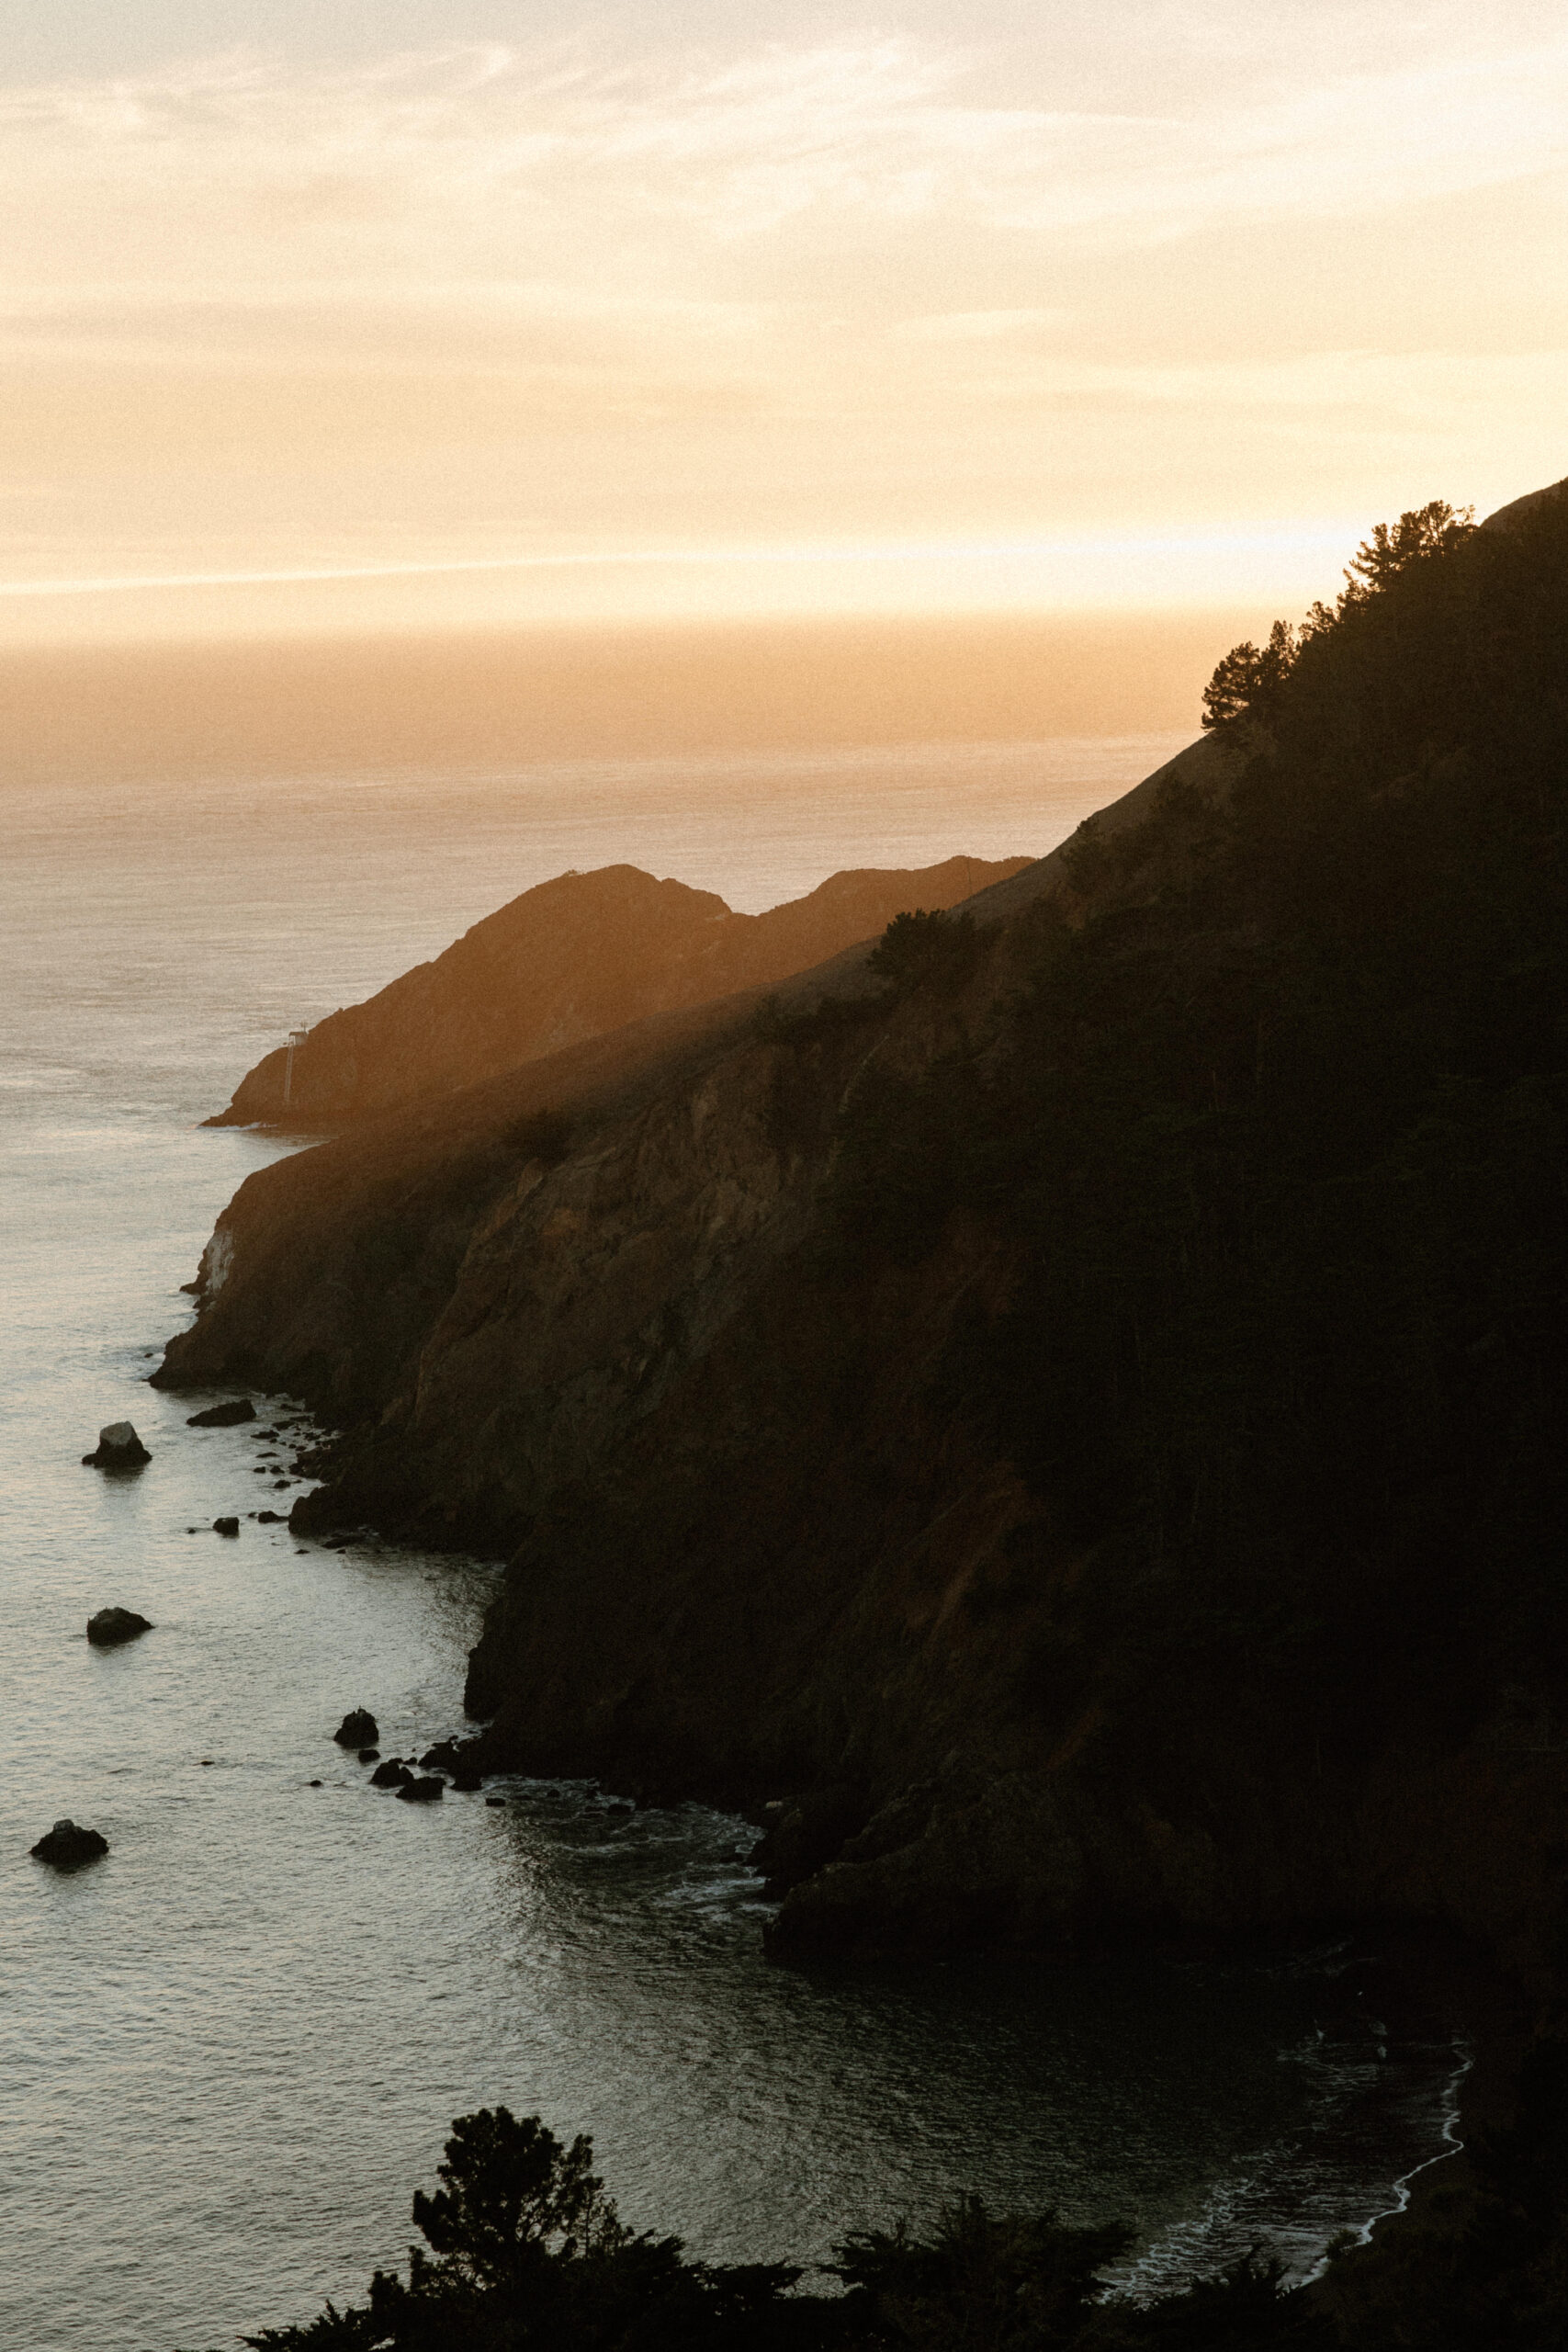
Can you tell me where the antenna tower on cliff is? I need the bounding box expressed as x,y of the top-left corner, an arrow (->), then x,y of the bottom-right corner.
282,1029 -> 309,1110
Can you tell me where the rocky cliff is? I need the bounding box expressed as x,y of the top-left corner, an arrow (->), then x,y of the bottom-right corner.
156,490 -> 1568,1986
208,854 -> 1030,1129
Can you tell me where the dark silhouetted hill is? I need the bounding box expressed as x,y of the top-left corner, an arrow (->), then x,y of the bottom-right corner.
158,485 -> 1566,2010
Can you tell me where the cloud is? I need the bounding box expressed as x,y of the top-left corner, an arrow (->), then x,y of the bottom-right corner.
0,21 -> 1563,622
4,28 -> 1566,266
0,28 -> 1560,391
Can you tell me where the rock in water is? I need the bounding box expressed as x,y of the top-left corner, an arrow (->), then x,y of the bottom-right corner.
86,1608 -> 152,1647
396,1776 -> 446,1803
82,1422 -> 151,1468
31,1819 -> 108,1868
370,1758 -> 413,1788
186,1398 -> 256,1428
211,1517 -> 240,1537
333,1708 -> 378,1747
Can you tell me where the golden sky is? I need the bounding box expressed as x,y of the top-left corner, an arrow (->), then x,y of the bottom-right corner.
3,2 -> 1564,642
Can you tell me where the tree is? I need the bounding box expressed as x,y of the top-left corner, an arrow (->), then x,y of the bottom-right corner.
869,909 -> 990,997
1339,500 -> 1473,602
830,2197 -> 1134,2348
1200,619 -> 1296,736
408,2109 -> 621,2294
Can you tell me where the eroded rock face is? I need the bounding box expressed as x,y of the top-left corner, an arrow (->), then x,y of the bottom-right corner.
150,707 -> 1568,1973
31,1819 -> 108,1868
83,1422 -> 151,1467
86,1608 -> 152,1646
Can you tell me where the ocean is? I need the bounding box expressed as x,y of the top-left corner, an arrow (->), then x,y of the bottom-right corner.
1,736 -> 1463,2350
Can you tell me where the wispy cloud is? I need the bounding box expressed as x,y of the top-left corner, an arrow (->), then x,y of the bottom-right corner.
5,29 -> 1566,272
0,21 -> 1563,627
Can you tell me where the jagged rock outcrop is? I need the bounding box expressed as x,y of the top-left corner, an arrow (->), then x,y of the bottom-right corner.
208,855 -> 1030,1130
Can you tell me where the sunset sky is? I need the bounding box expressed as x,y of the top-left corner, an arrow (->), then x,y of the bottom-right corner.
4,0 -> 1564,643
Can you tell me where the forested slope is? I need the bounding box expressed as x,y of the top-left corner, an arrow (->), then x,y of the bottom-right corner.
159,487 -> 1568,1983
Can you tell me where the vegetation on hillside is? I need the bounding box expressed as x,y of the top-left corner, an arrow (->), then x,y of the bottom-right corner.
208,2047 -> 1568,2348
218,2104 -> 1327,2351
205,496 -> 1568,2350
836,490 -> 1568,1760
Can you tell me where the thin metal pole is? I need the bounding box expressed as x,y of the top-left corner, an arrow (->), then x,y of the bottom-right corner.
283,1028 -> 307,1110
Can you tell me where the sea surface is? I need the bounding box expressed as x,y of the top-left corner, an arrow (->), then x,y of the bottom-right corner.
2,737 -> 1463,2351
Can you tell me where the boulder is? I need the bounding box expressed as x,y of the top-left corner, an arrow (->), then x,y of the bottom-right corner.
357,1747 -> 379,1763
30,1819 -> 108,1868
449,1770 -> 483,1792
212,1517 -> 240,1537
256,1510 -> 283,1523
333,1708 -> 378,1747
370,1758 -> 413,1788
86,1608 -> 152,1647
82,1422 -> 151,1468
396,1775 -> 446,1803
186,1398 -> 255,1428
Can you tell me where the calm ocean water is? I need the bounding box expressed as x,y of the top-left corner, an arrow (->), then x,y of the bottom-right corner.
1,738 -> 1461,2350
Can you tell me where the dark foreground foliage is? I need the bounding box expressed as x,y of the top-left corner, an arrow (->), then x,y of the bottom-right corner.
223,2105 -> 1326,2352
182,2048 -> 1568,2348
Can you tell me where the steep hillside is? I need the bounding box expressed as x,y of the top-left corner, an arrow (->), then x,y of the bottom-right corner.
209,854 -> 1029,1129
155,487 -> 1568,1985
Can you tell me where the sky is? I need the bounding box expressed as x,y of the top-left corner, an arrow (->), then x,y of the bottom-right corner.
2,0 -> 1564,642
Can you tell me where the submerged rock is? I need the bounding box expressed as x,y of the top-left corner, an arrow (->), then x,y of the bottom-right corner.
86,1608 -> 152,1647
333,1708 -> 378,1747
357,1747 -> 379,1763
186,1398 -> 255,1428
82,1422 -> 151,1468
396,1775 -> 446,1803
30,1819 -> 108,1868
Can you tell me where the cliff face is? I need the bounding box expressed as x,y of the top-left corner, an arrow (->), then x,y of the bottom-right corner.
155,492 -> 1568,1980
208,854 -> 1030,1130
